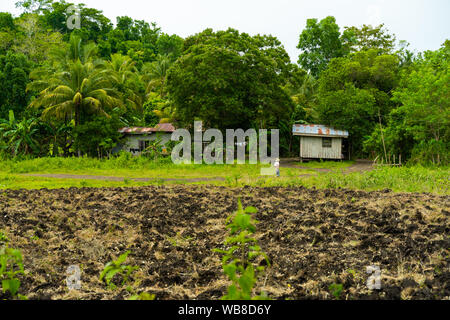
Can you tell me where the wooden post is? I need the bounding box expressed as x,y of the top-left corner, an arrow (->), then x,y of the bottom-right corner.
348,141 -> 351,160
378,109 -> 388,164
299,137 -> 302,162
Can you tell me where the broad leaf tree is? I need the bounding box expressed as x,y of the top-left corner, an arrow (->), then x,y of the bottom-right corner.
316,49 -> 400,156
167,28 -> 294,131
342,24 -> 396,54
388,42 -> 449,164
0,51 -> 32,119
297,16 -> 348,77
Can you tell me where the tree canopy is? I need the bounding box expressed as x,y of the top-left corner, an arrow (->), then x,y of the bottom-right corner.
167,28 -> 294,131
297,16 -> 348,77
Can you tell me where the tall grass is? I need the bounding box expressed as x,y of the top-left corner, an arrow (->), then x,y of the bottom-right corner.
0,153 -> 274,179
286,166 -> 448,194
0,153 -> 174,173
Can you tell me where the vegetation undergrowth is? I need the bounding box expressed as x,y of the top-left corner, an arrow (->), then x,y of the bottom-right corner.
303,165 -> 449,194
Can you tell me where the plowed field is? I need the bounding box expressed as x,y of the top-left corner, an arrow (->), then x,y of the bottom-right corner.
0,185 -> 448,299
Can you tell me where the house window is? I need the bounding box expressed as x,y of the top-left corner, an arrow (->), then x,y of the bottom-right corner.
138,140 -> 150,152
322,137 -> 332,148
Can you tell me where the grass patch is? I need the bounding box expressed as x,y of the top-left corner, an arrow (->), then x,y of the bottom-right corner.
296,160 -> 355,169
0,157 -> 448,194
0,156 -> 277,179
0,173 -> 157,190
300,166 -> 449,194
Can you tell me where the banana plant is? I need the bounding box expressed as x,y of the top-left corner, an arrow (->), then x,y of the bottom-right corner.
0,110 -> 40,156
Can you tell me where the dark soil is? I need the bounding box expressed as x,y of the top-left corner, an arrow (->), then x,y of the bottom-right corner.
0,185 -> 448,300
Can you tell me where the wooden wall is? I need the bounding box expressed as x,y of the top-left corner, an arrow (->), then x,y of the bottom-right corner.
300,136 -> 343,159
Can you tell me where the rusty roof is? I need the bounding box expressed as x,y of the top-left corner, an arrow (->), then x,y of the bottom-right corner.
118,123 -> 176,134
292,124 -> 348,138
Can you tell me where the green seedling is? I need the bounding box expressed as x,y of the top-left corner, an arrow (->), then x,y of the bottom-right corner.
347,269 -> 357,278
0,243 -> 26,299
99,251 -> 138,289
0,231 -> 9,245
329,283 -> 343,300
214,199 -> 270,300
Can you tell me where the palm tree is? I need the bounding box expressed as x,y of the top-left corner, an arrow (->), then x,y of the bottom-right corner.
27,35 -> 123,128
141,54 -> 172,98
106,53 -> 144,115
152,100 -> 176,124
51,34 -> 98,67
140,55 -> 176,124
291,73 -> 319,121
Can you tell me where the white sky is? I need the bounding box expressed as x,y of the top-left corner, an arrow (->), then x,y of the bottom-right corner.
1,0 -> 449,61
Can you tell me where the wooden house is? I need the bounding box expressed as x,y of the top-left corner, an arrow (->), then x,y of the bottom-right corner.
113,123 -> 175,156
292,124 -> 349,162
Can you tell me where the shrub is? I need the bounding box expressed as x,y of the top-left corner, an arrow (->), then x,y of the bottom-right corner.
214,199 -> 270,300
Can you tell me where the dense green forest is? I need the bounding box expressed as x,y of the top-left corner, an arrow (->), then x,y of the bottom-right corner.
0,0 -> 448,164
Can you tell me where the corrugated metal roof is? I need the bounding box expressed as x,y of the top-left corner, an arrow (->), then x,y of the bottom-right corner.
118,123 -> 175,134
293,124 -> 349,138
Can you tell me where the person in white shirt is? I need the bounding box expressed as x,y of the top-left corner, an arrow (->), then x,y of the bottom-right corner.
274,158 -> 280,177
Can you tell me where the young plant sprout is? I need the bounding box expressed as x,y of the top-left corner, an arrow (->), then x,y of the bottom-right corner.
214,199 -> 270,300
